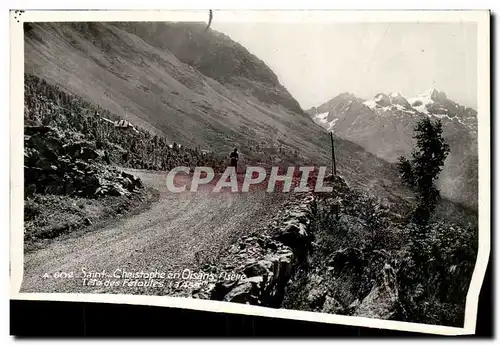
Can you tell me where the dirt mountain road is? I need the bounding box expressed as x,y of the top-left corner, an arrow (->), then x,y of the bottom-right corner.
21,169 -> 290,295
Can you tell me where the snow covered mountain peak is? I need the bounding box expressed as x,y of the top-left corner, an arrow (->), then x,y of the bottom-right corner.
308,88 -> 477,135
305,87 -> 478,208
419,88 -> 438,97
408,88 -> 456,116
416,88 -> 450,102
363,92 -> 415,114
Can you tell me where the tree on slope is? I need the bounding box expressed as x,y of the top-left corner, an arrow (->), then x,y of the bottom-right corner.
398,117 -> 450,226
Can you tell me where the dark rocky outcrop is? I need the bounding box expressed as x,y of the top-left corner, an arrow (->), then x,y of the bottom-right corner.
354,263 -> 407,320
279,176 -> 413,321
374,93 -> 391,107
327,247 -> 366,273
389,93 -> 412,109
24,125 -> 143,198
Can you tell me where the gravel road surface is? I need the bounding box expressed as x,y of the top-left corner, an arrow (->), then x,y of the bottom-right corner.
21,169 -> 290,295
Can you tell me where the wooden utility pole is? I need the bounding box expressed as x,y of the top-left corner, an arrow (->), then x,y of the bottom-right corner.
330,131 -> 337,176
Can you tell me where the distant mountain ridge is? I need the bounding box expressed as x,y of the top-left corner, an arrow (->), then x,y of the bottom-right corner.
308,89 -> 477,133
306,89 -> 478,208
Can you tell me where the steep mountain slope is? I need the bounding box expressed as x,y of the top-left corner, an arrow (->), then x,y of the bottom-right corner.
24,22 -> 412,205
307,90 -> 478,208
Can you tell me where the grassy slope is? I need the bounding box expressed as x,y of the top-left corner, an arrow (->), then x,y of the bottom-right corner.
24,189 -> 159,252
24,22 -> 413,207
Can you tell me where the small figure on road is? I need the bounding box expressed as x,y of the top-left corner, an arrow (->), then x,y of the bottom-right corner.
230,148 -> 239,169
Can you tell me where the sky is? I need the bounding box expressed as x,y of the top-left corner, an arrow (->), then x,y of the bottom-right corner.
211,22 -> 478,110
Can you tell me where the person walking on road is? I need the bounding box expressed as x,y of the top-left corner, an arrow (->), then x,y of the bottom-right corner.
230,148 -> 239,171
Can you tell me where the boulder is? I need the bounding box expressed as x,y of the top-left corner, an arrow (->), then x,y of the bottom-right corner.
243,260 -> 273,278
222,279 -> 261,304
354,264 -> 406,320
63,142 -> 99,161
322,295 -> 344,314
345,299 -> 361,315
121,171 -> 144,190
274,221 -> 309,252
262,251 -> 294,301
25,131 -> 63,164
307,287 -> 326,309
327,247 -> 366,272
209,279 -> 239,301
211,249 -> 294,307
284,210 -> 309,224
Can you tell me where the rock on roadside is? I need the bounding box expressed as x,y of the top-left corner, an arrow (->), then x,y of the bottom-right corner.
194,194 -> 317,306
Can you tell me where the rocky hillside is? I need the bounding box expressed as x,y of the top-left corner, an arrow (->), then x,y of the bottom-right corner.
166,175 -> 477,327
24,74 -> 228,173
281,176 -> 477,327
24,22 -> 413,205
306,90 -> 478,208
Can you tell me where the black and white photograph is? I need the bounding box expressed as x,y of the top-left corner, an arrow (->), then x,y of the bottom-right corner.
10,9 -> 490,336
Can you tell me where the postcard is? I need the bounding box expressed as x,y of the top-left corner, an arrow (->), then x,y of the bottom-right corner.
10,9 -> 491,336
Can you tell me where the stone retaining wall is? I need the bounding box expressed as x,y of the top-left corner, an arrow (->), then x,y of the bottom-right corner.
205,193 -> 316,307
